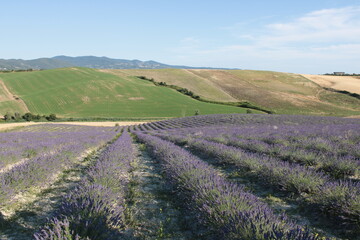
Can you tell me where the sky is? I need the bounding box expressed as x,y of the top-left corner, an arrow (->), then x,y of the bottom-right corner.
1,0 -> 359,74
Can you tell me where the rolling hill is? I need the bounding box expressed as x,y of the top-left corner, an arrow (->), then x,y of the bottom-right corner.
0,67 -> 359,119
0,56 -> 235,71
108,69 -> 360,116
301,74 -> 360,94
0,68 -> 255,118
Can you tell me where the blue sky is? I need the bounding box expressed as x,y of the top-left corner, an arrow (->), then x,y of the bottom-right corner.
1,0 -> 359,74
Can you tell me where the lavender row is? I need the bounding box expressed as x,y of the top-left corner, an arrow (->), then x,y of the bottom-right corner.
261,134 -> 360,159
205,135 -> 359,179
197,124 -> 360,159
156,124 -> 360,179
158,123 -> 360,159
0,129 -> 116,206
0,131 -> 73,169
155,133 -> 327,194
148,114 -> 360,131
0,125 -> 116,170
135,132 -> 322,240
35,130 -> 136,239
155,132 -> 360,228
17,124 -> 116,133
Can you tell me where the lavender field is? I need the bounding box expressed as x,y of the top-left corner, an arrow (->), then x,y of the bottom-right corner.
0,114 -> 359,239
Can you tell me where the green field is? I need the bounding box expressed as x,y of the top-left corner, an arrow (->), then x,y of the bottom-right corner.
115,69 -> 360,116
1,67 -> 359,118
0,68 -> 255,118
113,69 -> 238,102
0,79 -> 28,115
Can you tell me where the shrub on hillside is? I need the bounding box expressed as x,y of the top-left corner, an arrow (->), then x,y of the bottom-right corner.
46,113 -> 57,121
3,112 -> 57,122
3,112 -> 22,122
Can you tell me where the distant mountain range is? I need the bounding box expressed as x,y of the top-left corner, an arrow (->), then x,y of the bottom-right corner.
0,56 -> 237,70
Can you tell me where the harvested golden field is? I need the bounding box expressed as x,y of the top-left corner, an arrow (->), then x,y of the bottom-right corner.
302,74 -> 360,94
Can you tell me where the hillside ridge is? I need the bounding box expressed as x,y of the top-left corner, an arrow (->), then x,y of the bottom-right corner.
0,67 -> 252,118
1,67 -> 359,118
107,69 -> 360,116
0,56 -> 239,70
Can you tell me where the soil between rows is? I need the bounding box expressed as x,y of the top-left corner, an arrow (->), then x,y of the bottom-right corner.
177,143 -> 355,240
0,148 -> 102,239
124,142 -> 214,240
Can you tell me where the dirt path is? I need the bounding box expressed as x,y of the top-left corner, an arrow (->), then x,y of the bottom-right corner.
0,121 -> 149,132
315,88 -> 326,101
0,78 -> 30,113
127,143 -> 209,239
346,115 -> 360,119
0,148 -> 101,239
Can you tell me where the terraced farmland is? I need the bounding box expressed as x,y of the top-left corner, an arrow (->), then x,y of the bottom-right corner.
0,68 -> 254,118
0,114 -> 359,239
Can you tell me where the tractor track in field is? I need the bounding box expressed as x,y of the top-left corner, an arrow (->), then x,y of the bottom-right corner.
182,69 -> 238,102
125,142 -> 212,240
0,79 -> 30,113
0,147 -> 102,239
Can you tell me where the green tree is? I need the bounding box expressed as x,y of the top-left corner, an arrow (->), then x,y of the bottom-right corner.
33,114 -> 41,120
22,112 -> 34,121
13,112 -> 21,121
4,112 -> 12,121
46,113 -> 57,121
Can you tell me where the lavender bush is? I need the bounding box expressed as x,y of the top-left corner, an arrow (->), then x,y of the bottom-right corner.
0,128 -> 116,206
135,132 -> 323,240
154,131 -> 360,229
34,217 -> 89,240
154,123 -> 359,179
156,133 -> 327,194
35,130 -> 136,239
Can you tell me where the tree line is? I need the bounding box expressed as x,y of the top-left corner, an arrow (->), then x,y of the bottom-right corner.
0,69 -> 42,73
3,112 -> 57,122
137,76 -> 200,99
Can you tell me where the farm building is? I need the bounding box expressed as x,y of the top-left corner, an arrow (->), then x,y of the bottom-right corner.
333,72 -> 345,76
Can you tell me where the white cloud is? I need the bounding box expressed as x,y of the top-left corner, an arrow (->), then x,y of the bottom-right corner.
171,6 -> 360,73
262,6 -> 360,46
